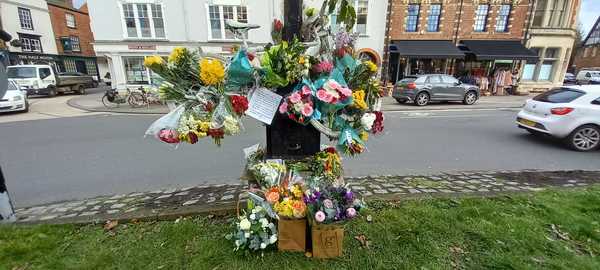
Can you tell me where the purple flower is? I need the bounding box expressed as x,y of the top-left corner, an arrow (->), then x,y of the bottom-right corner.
345,191 -> 354,202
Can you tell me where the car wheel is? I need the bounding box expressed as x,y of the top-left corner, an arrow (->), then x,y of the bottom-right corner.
394,98 -> 406,104
47,87 -> 57,97
463,91 -> 478,105
414,92 -> 430,106
76,85 -> 86,95
566,125 -> 600,152
22,101 -> 29,113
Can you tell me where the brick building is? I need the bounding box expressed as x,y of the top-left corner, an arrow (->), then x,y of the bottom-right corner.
46,0 -> 98,78
383,0 -> 578,95
573,16 -> 600,72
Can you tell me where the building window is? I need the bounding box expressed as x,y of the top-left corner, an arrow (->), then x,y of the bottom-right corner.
538,48 -> 560,81
474,5 -> 489,32
427,4 -> 441,32
18,7 -> 34,30
19,34 -> 43,53
533,0 -> 547,27
121,3 -> 165,39
66,13 -> 76,28
522,48 -> 540,81
208,5 -> 248,39
355,0 -> 368,34
406,4 -> 420,32
123,56 -> 150,84
549,0 -> 568,27
495,5 -> 510,32
70,36 -> 81,52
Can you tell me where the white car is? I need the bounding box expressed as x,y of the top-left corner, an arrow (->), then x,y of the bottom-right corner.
575,70 -> 600,84
0,80 -> 29,113
517,85 -> 600,151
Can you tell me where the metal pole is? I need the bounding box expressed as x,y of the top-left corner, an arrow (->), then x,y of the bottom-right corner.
0,166 -> 16,223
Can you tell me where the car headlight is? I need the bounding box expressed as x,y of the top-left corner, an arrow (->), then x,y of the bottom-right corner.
13,95 -> 22,101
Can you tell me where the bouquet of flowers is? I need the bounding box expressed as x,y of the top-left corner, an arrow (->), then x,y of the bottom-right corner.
304,186 -> 364,225
260,39 -> 309,88
309,147 -> 343,186
249,160 -> 286,189
316,79 -> 352,107
265,183 -> 307,219
278,83 -> 315,125
338,127 -> 365,156
227,202 -> 278,252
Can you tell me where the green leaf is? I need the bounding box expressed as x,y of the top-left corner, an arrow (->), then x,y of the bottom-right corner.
339,4 -> 348,22
345,3 -> 356,31
328,0 -> 338,14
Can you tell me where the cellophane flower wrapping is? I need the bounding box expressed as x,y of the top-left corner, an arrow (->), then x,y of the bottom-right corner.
304,186 -> 365,225
144,104 -> 186,145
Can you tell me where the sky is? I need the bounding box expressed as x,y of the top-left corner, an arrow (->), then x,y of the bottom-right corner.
72,0 -> 599,37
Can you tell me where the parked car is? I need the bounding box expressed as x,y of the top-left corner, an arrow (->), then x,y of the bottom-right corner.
0,80 -> 28,113
6,65 -> 95,97
516,85 -> 600,151
575,70 -> 600,84
392,74 -> 480,106
563,72 -> 576,84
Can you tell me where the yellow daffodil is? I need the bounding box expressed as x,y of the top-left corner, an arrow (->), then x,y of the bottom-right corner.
144,55 -> 164,69
198,121 -> 210,132
365,61 -> 378,73
169,47 -> 187,64
199,58 -> 225,86
352,90 -> 368,110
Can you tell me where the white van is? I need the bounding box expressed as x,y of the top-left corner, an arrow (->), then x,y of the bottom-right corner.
576,70 -> 600,84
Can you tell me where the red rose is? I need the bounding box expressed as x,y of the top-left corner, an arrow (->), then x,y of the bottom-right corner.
274,19 -> 283,32
325,147 -> 337,154
230,95 -> 249,115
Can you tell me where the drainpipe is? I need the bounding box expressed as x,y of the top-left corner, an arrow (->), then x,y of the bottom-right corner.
381,0 -> 393,84
523,0 -> 536,45
453,0 -> 464,44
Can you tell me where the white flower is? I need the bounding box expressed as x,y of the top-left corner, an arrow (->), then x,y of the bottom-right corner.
260,243 -> 267,249
269,234 -> 278,244
250,214 -> 256,220
361,113 -> 376,131
235,240 -> 241,247
244,232 -> 250,238
254,206 -> 263,213
262,218 -> 270,228
239,218 -> 251,230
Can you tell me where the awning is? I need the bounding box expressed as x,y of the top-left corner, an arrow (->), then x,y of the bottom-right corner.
390,40 -> 465,59
460,40 -> 539,61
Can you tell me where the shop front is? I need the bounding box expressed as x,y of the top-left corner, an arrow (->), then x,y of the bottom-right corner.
388,40 -> 465,83
9,52 -> 99,80
456,40 -> 539,96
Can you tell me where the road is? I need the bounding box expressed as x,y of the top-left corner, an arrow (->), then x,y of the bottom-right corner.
1,108 -> 599,208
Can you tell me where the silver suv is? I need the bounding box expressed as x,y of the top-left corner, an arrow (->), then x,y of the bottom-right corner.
392,74 -> 480,106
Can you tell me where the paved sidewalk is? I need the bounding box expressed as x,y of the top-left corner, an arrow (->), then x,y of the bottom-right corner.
67,89 -> 169,114
14,170 -> 600,225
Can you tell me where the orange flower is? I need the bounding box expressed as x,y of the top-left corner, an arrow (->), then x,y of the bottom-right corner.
292,200 -> 307,218
266,188 -> 280,204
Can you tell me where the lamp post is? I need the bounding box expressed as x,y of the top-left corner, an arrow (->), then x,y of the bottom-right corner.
266,0 -> 321,159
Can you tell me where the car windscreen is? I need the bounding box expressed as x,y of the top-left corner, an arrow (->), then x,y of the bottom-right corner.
7,67 -> 37,79
533,88 -> 586,103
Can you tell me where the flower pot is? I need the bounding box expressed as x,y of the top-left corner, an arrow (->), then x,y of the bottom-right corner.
277,218 -> 307,252
310,224 -> 344,258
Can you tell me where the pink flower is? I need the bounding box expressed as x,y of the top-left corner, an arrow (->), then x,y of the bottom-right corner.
301,104 -> 313,117
279,102 -> 288,113
323,199 -> 334,209
316,89 -> 328,101
313,61 -> 334,73
326,80 -> 341,91
339,87 -> 352,98
290,92 -> 302,103
324,93 -> 334,103
346,207 -> 357,218
302,85 -> 312,96
315,211 -> 326,223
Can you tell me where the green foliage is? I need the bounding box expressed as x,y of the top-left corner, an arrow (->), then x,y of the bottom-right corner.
326,0 -> 356,31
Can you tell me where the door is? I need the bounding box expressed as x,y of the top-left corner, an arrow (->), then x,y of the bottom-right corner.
38,67 -> 55,88
440,75 -> 463,100
75,60 -> 87,75
425,75 -> 444,100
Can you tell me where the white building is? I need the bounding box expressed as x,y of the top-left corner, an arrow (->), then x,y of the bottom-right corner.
87,0 -> 387,90
0,0 -> 58,62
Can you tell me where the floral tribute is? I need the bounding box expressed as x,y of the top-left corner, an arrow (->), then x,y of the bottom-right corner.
226,201 -> 278,251
278,83 -> 316,125
304,186 -> 365,224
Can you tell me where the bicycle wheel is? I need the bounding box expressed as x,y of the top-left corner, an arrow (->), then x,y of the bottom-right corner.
102,95 -> 119,109
128,93 -> 146,108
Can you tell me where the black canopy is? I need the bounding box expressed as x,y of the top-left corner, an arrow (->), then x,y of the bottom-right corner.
461,40 -> 539,61
390,40 -> 465,59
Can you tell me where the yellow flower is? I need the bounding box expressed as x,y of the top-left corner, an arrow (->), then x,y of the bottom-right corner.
298,56 -> 306,65
352,90 -> 368,110
198,121 -> 210,132
169,47 -> 187,64
365,61 -> 378,73
199,58 -> 225,86
144,55 -> 164,69
360,131 -> 369,142
291,185 -> 303,199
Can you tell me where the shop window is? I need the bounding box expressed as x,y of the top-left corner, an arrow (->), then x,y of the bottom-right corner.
121,3 -> 165,39
123,56 -> 149,84
18,34 -> 43,53
406,4 -> 420,32
474,5 -> 489,32
495,5 -> 511,32
18,7 -> 33,30
522,47 -> 540,81
208,5 -> 248,39
427,4 -> 441,32
70,36 -> 81,52
538,60 -> 554,81
66,13 -> 76,28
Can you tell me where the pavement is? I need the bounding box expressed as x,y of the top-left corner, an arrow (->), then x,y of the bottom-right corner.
67,88 -> 532,114
2,109 -> 600,209
0,94 -> 105,124
14,170 -> 600,225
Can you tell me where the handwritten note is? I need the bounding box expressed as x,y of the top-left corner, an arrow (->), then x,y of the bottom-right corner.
246,87 -> 283,125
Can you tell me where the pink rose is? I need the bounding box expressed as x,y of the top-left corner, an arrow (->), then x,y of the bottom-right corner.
339,87 -> 352,98
290,92 -> 302,103
301,104 -> 313,117
346,207 -> 357,218
315,211 -> 326,223
316,89 -> 328,101
326,80 -> 341,90
302,85 -> 312,96
279,102 -> 288,113
323,199 -> 334,209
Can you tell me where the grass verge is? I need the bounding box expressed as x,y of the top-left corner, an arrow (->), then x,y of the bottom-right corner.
2,187 -> 600,269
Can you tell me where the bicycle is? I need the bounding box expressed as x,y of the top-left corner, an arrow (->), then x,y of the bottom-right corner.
101,88 -> 146,109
